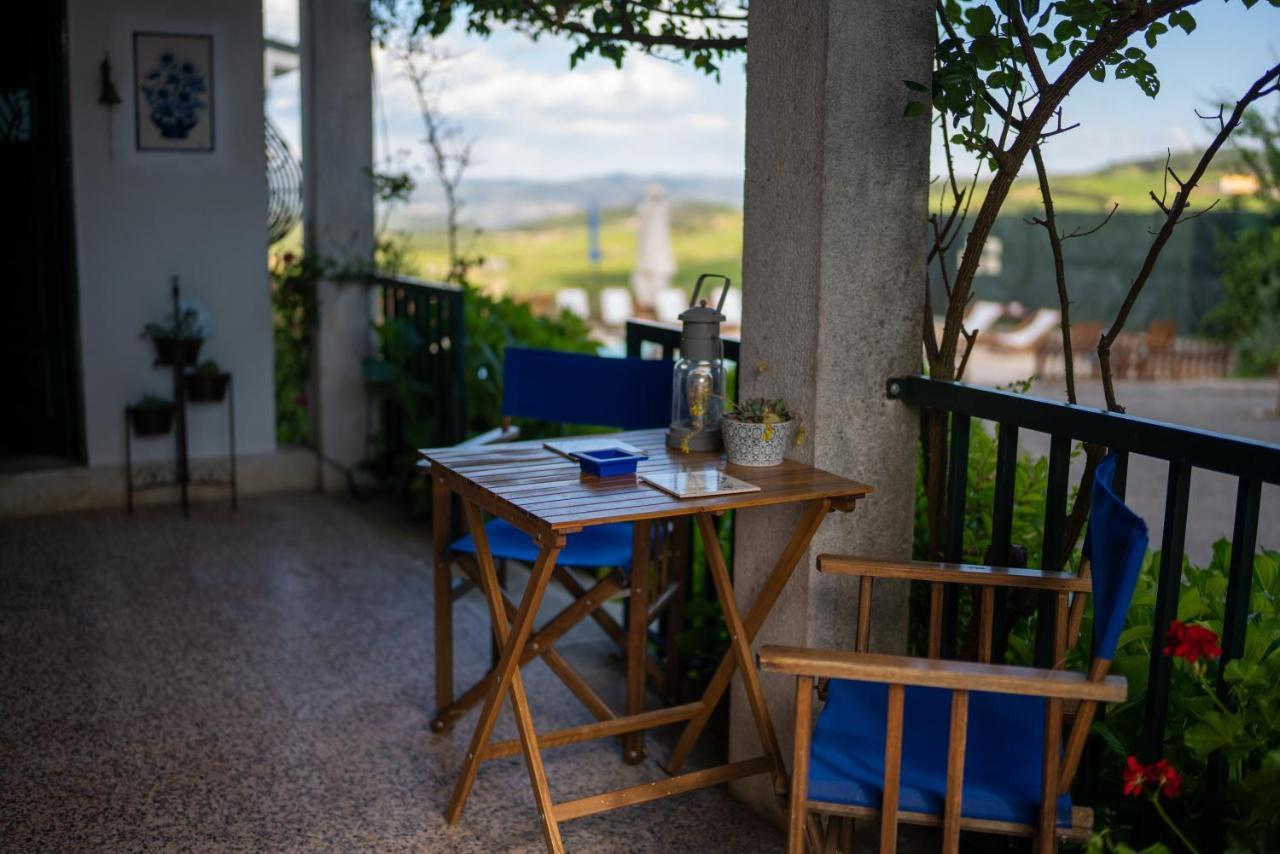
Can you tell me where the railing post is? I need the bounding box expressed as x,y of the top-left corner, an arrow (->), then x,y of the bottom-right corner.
942,413 -> 971,658
1138,460 -> 1191,843
988,423 -> 1018,663
449,286 -> 467,443
1201,476 -> 1261,852
1035,434 -> 1071,668
626,321 -> 644,359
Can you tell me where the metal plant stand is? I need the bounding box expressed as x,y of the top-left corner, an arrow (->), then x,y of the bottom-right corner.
124,284 -> 237,517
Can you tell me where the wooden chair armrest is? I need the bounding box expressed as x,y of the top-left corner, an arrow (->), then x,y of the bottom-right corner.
817,555 -> 1089,593
758,646 -> 1126,703
455,425 -> 522,447
417,425 -> 523,458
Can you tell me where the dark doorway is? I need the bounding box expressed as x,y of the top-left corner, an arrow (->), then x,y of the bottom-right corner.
0,0 -> 85,468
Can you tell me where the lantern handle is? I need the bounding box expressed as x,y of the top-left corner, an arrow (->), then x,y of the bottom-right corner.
691,273 -> 732,316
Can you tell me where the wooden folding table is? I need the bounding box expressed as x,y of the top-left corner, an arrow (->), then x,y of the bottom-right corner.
423,428 -> 872,852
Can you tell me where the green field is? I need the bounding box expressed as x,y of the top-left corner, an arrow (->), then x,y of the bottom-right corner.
389,153 -> 1263,300
393,203 -> 742,300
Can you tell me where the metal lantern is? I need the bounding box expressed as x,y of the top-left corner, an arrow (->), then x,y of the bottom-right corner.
667,274 -> 732,452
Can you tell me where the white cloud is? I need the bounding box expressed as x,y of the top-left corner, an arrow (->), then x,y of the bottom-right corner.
369,36 -> 744,180
263,0 -> 298,43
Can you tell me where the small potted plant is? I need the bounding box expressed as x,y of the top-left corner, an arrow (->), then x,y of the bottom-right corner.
721,398 -> 802,466
129,395 -> 176,436
185,359 -> 230,403
142,305 -> 205,366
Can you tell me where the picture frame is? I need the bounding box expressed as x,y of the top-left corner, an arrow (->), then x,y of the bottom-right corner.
133,32 -> 214,152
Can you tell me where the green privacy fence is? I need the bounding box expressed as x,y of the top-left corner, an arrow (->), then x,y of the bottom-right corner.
930,211 -> 1269,333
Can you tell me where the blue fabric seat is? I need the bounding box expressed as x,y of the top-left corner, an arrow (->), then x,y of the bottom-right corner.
447,347 -> 671,573
808,453 -> 1146,832
810,682 -> 1072,827
451,518 -> 637,570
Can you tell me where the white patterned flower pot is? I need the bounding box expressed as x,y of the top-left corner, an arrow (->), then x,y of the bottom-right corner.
721,417 -> 795,467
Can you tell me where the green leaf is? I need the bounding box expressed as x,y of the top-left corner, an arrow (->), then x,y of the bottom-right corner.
1089,64 -> 1106,82
1185,721 -> 1230,757
967,4 -> 996,35
1020,0 -> 1040,18
1169,9 -> 1197,34
1191,710 -> 1245,757
903,100 -> 926,118
1090,720 -> 1130,759
903,79 -> 929,92
972,35 -> 1000,70
1144,21 -> 1167,48
1254,550 -> 1278,594
1054,20 -> 1079,41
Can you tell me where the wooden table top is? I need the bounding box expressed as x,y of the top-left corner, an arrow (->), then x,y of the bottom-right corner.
422,428 -> 873,535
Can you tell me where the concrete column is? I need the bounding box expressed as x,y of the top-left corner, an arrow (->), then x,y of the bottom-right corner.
730,0 -> 934,818
301,0 -> 374,490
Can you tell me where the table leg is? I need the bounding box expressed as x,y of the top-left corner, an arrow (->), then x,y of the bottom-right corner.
695,513 -> 787,793
432,473 -> 453,724
446,501 -> 564,853
624,520 -> 652,763
666,499 -> 831,776
431,569 -> 626,730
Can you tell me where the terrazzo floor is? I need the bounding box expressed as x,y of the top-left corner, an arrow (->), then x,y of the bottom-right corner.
1,493 -> 804,853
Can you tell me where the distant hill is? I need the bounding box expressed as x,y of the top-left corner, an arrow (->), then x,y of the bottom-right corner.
385,173 -> 743,231
969,149 -> 1257,215
384,149 -> 1264,232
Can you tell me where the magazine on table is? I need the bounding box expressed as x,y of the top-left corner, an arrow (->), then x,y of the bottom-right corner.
640,468 -> 761,499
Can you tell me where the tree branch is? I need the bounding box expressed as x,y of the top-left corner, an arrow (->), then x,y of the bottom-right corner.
1030,143 -> 1078,404
1062,203 -> 1119,241
1098,60 -> 1280,412
526,3 -> 746,51
936,0 -> 1200,384
1010,4 -> 1049,93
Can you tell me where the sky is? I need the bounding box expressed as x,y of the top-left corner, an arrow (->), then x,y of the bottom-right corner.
265,1 -> 1279,184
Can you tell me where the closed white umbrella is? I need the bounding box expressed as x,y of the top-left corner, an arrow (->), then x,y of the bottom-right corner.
631,184 -> 676,310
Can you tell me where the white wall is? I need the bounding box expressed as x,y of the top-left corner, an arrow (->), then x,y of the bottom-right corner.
67,0 -> 274,466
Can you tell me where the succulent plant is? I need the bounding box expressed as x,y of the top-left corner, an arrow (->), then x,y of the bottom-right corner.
725,397 -> 804,444
192,359 -> 223,376
134,394 -> 173,410
141,305 -> 204,341
726,397 -> 793,425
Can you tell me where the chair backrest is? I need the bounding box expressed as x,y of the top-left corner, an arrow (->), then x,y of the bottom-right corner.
1085,453 -> 1149,661
501,347 -> 671,430
1147,318 -> 1178,352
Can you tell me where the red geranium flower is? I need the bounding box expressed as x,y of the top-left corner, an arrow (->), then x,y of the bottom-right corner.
1150,759 -> 1184,799
1163,620 -> 1222,664
1122,756 -> 1185,800
1122,755 -> 1148,798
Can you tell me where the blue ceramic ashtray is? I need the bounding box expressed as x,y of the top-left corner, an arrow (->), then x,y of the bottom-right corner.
574,448 -> 645,478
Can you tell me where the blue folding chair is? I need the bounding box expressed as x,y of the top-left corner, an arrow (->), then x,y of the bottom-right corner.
761,453 -> 1147,853
432,348 -> 681,761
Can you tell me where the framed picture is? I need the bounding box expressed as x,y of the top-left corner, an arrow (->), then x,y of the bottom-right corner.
133,32 -> 214,152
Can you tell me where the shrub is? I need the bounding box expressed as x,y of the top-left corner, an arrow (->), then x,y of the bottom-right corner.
1079,541 -> 1280,852
363,279 -> 600,503
270,252 -> 319,445
459,282 -> 598,439
1205,223 -> 1280,376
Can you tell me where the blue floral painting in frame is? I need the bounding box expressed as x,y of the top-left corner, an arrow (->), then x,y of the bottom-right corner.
133,32 -> 213,152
